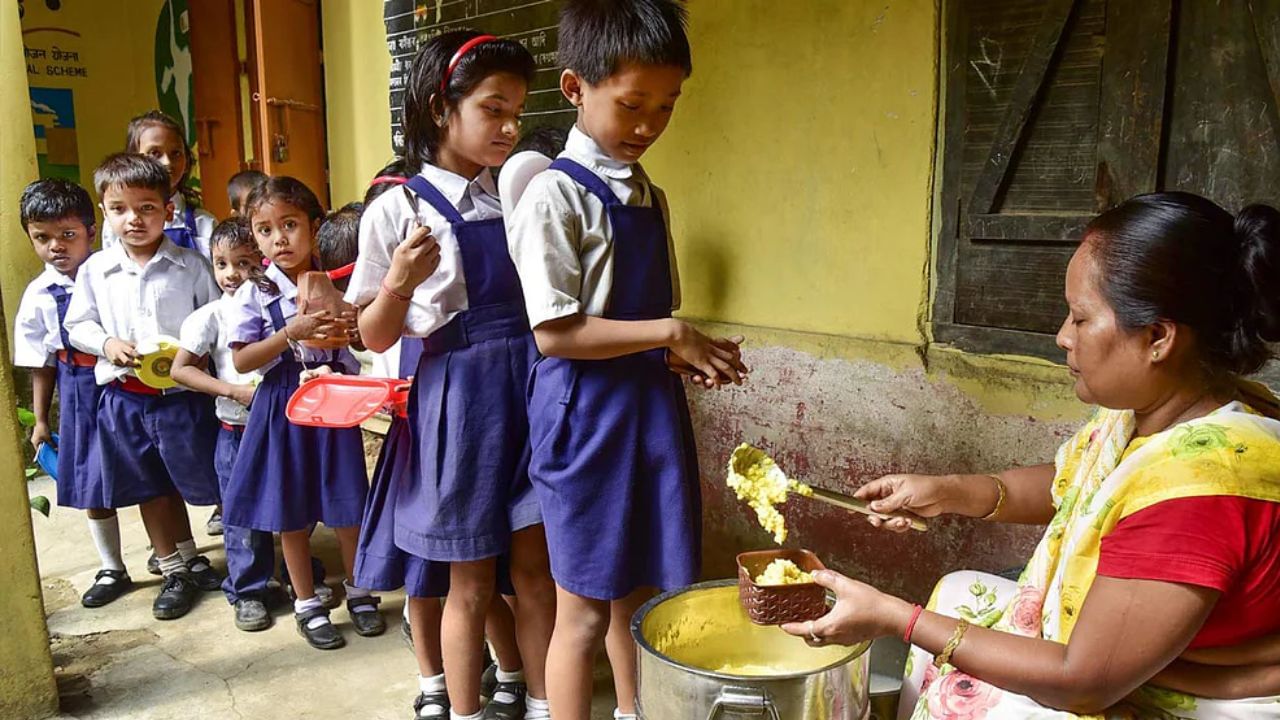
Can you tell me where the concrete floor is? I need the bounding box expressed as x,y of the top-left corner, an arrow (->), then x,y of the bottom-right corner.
30,476 -> 620,720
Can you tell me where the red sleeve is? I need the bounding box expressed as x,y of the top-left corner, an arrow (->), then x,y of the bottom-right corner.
1097,496 -> 1247,592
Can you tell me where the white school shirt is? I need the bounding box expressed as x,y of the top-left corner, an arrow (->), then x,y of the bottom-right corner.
224,262 -> 360,376
178,294 -> 261,425
368,340 -> 404,380
13,265 -> 76,368
65,238 -> 220,386
345,162 -> 503,338
102,192 -> 216,259
504,126 -> 682,329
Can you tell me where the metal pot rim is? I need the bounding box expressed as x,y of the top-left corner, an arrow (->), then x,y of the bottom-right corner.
630,579 -> 871,682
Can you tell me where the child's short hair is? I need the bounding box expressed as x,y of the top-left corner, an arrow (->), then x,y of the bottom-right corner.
364,159 -> 413,206
227,170 -> 268,213
316,202 -> 363,270
403,30 -> 535,170
210,216 -> 258,255
512,126 -> 568,159
124,110 -> 200,206
558,0 -> 692,84
244,176 -> 325,224
93,153 -> 172,199
19,178 -> 96,232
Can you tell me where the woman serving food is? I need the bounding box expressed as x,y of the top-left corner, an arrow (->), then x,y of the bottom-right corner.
781,192 -> 1280,717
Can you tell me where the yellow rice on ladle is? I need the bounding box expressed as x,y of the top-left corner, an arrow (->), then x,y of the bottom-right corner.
726,443 -> 812,544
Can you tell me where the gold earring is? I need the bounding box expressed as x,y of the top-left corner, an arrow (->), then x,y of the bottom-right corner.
1151,350 -> 1160,361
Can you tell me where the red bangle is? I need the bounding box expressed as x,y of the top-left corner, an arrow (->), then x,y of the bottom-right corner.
904,604 -> 924,644
381,282 -> 412,302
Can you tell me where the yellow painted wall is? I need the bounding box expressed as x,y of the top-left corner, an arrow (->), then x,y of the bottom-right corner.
321,0 -> 394,207
0,9 -> 59,719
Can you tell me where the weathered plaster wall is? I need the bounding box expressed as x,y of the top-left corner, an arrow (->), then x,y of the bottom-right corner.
0,6 -> 59,717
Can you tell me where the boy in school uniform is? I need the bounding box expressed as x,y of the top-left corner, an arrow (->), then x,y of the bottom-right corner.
506,1 -> 746,717
13,178 -> 130,608
64,153 -> 225,621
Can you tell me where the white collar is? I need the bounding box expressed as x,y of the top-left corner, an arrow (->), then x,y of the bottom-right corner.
104,237 -> 188,272
563,126 -> 645,181
417,162 -> 499,206
170,191 -> 187,213
39,264 -> 75,289
264,262 -> 299,303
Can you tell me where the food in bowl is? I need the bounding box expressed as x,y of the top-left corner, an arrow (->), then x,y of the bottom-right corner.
755,558 -> 815,586
727,443 -> 812,543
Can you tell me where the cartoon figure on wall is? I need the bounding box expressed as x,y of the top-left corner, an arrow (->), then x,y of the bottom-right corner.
154,0 -> 201,195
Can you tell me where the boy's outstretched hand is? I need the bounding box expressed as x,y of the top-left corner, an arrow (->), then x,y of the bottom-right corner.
667,334 -> 748,389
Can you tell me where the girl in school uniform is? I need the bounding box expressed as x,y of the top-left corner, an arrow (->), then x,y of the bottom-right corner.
105,111 -> 217,261
222,176 -> 380,651
348,32 -> 555,720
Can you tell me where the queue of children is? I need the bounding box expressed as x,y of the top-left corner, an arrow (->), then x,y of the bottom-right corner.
13,1 -> 749,719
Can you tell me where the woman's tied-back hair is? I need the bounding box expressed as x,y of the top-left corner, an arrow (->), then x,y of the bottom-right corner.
402,30 -> 535,171
1085,191 -> 1280,379
124,110 -> 201,208
210,216 -> 259,256
20,178 -> 96,232
93,153 -> 172,199
558,0 -> 692,85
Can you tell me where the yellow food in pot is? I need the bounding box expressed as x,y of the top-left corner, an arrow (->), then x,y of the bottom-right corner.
726,443 -> 812,543
754,558 -> 814,586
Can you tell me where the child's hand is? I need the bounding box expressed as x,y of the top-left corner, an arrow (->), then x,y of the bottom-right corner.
299,365 -> 335,384
668,322 -> 748,386
385,225 -> 441,296
103,338 -> 140,367
29,422 -> 54,452
228,383 -> 257,408
285,310 -> 339,343
666,335 -> 747,390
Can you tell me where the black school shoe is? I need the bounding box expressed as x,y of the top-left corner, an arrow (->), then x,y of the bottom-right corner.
295,607 -> 346,650
153,572 -> 199,620
480,663 -> 498,700
483,681 -> 528,720
81,569 -> 132,608
347,595 -> 386,637
185,555 -> 224,591
234,597 -> 272,632
413,691 -> 450,719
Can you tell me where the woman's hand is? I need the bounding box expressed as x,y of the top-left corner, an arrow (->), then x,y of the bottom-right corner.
385,225 -> 440,296
780,570 -> 909,647
667,321 -> 748,386
854,474 -> 970,532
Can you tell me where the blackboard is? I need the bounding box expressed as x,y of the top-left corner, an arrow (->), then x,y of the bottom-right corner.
383,0 -> 576,154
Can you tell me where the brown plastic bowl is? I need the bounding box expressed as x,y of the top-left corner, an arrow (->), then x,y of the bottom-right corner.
736,549 -> 829,626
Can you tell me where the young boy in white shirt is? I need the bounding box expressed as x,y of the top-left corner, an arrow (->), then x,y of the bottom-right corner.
64,153 -> 224,621
13,178 -> 130,608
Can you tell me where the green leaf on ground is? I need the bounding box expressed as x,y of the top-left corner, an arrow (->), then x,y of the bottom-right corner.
30,496 -> 50,517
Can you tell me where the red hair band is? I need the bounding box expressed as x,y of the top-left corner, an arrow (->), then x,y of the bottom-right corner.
440,34 -> 498,94
370,175 -> 408,187
326,262 -> 356,280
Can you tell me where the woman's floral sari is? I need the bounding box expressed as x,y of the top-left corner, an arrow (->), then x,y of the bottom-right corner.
902,395 -> 1280,719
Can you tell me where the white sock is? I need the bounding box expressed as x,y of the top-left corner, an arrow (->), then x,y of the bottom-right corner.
495,667 -> 524,684
525,696 -> 550,720
613,710 -> 637,720
403,601 -> 411,622
418,672 -> 447,694
157,551 -> 186,577
87,516 -> 125,576
175,538 -> 197,563
450,711 -> 483,720
295,596 -> 329,630
344,580 -> 376,610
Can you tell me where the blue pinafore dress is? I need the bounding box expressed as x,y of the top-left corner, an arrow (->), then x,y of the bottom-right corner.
525,158 -> 702,601
163,206 -> 198,251
48,284 -> 104,509
393,174 -> 542,564
222,301 -> 369,532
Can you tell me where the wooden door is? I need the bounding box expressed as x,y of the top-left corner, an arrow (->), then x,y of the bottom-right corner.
189,0 -> 244,220
934,0 -> 1280,373
246,0 -> 329,206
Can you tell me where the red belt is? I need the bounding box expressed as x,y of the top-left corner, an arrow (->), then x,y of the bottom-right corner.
220,422 -> 243,432
57,349 -> 97,367
113,376 -> 163,396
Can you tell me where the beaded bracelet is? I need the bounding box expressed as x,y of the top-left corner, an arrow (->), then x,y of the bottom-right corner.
934,619 -> 970,668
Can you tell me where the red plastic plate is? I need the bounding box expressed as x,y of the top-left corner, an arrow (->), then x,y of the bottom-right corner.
286,376 -> 410,428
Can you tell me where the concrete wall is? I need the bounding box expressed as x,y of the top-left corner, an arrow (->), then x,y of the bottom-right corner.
319,1 -> 1091,602
0,8 -> 59,718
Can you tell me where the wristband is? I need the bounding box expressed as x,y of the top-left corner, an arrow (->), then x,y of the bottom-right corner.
381,282 -> 412,302
903,604 -> 924,644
